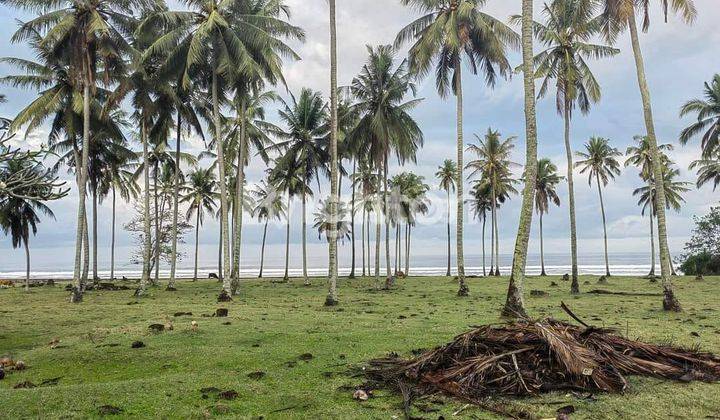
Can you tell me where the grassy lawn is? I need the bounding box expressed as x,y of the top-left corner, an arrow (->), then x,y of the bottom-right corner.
1,274 -> 720,419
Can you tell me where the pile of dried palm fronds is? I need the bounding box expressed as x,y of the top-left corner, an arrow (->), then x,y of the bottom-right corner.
365,304 -> 720,412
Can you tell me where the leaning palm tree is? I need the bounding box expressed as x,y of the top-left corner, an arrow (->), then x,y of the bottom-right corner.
436,160 -> 457,277
524,0 -> 619,294
140,0 -> 304,295
600,0 -> 696,312
5,0 -> 142,301
395,0 -> 518,296
679,74 -> 720,159
252,179 -> 286,278
270,88 -> 329,286
533,158 -> 562,277
0,161 -> 56,291
346,45 -> 424,290
182,167 -> 219,282
575,137 -> 622,276
633,165 -> 691,278
466,129 -> 518,276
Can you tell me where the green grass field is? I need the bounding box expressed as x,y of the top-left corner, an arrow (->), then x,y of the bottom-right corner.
1,275 -> 720,419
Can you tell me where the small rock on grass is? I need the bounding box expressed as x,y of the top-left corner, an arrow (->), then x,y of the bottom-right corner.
247,371 -> 265,380
219,390 -> 238,400
299,353 -> 313,361
131,341 -> 145,349
97,405 -> 123,415
353,389 -> 369,401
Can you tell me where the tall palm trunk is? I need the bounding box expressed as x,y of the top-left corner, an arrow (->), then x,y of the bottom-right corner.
259,220 -> 268,278
482,216 -> 486,276
596,174 -> 611,276
213,72 -> 231,294
92,181 -> 98,282
153,162 -> 160,286
383,157 -> 392,289
136,119 -> 152,296
325,0 -> 340,306
302,172 -> 309,285
24,235 -> 30,292
374,173 -> 382,288
491,187 -> 500,276
230,102 -> 247,295
563,95 -> 580,294
193,210 -> 200,282
71,82 -> 92,303
502,0 -> 538,318
111,186 -> 116,281
648,206 -> 656,276
284,192 -> 291,281
627,11 -> 680,310
217,228 -> 222,281
490,206 -> 495,274
540,213 -> 546,276
405,224 -> 410,276
169,113 -> 182,290
82,201 -> 89,283
446,188 -> 451,276
455,59 -> 468,296
361,207 -> 366,276
394,223 -> 400,274
349,160 -> 357,278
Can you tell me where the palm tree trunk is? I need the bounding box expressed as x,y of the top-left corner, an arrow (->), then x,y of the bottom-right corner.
374,172 -> 382,289
394,224 -> 399,275
627,11 -> 680,310
213,72 -> 231,294
259,220 -> 268,278
217,228 -> 223,282
350,159 -> 357,278
502,0 -> 537,318
540,213 -> 546,276
82,206 -> 89,284
405,224 -> 410,276
596,174 -> 611,276
24,235 -> 30,292
455,58 -> 468,297
564,96 -> 580,294
446,188 -> 451,277
325,0 -> 340,306
492,187 -> 500,276
231,101 -> 247,295
284,192 -> 291,282
494,198 -> 500,276
137,119 -> 152,297
70,82 -> 92,303
194,210 -> 200,282
111,186 -> 116,281
92,181 -> 98,282
153,162 -> 160,286
649,206 -> 656,276
302,173 -> 309,286
482,216 -> 486,276
490,205 -> 495,274
361,207 -> 366,277
169,113 -> 182,290
383,156 -> 392,289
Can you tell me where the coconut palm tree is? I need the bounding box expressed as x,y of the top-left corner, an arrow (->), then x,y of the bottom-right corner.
399,173 -> 430,276
600,0 -> 696,311
182,167 -> 219,282
351,159 -> 378,277
270,88 -> 329,286
625,135 -> 673,277
436,160 -> 457,277
533,158 -> 562,277
252,179 -> 286,278
466,129 -> 518,276
140,0 -> 304,295
269,159 -> 309,282
314,198 -> 351,244
524,0 -> 619,294
3,3 -> 137,301
575,137 -> 622,276
102,161 -> 139,281
0,161 -> 56,291
468,182 -> 493,277
633,165 -> 691,277
346,45 -> 423,290
326,0 -> 340,305
395,0 -> 518,296
690,156 -> 720,191
680,74 -> 720,159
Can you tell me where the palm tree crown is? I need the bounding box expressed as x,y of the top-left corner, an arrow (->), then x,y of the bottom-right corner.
576,136 -> 622,186
679,74 -> 720,159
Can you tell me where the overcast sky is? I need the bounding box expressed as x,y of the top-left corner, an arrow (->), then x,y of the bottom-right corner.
0,0 -> 719,271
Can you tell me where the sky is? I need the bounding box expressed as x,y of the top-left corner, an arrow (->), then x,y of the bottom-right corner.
0,0 -> 719,272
